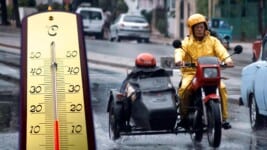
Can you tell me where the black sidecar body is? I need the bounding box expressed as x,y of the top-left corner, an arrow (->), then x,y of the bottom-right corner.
107,67 -> 178,140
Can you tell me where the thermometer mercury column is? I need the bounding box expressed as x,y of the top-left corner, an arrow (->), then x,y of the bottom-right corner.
51,41 -> 59,150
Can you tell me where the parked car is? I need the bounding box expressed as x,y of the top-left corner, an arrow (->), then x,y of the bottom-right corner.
109,13 -> 151,43
252,39 -> 262,62
240,33 -> 267,130
208,18 -> 233,50
76,4 -> 106,39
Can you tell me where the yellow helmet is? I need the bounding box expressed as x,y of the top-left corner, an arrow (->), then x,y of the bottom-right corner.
187,13 -> 207,28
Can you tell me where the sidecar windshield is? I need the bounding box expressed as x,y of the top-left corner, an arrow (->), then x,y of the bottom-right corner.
137,77 -> 174,92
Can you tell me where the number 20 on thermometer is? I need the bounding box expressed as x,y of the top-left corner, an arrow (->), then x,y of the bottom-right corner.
19,11 -> 96,150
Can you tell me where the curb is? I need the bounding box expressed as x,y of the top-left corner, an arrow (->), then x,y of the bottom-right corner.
0,43 -> 20,50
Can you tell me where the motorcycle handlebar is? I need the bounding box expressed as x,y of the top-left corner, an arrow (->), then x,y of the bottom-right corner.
177,62 -> 232,68
220,62 -> 234,68
184,62 -> 196,67
175,62 -> 196,68
220,63 -> 227,68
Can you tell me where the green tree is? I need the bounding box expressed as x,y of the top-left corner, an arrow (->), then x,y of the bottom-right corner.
98,0 -> 128,21
18,0 -> 36,7
154,7 -> 168,36
36,2 -> 63,12
196,0 -> 208,16
141,9 -> 152,24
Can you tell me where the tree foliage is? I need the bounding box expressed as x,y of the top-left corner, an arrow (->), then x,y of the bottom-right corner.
98,0 -> 128,21
142,7 -> 168,36
36,2 -> 63,12
154,7 -> 168,36
18,0 -> 36,7
196,0 -> 208,16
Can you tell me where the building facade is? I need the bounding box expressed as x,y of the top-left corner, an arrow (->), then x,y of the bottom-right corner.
124,0 -> 196,39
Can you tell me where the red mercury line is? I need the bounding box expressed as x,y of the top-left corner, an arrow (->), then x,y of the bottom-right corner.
51,41 -> 60,150
54,120 -> 59,150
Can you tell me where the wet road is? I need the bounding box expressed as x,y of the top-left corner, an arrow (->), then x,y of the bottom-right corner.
89,64 -> 267,150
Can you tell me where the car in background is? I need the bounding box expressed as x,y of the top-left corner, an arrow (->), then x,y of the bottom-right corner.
109,13 -> 151,43
240,33 -> 267,130
76,3 -> 106,39
208,18 -> 233,50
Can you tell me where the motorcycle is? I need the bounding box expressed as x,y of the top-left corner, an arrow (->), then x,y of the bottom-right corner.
106,42 -> 242,148
173,40 -> 242,147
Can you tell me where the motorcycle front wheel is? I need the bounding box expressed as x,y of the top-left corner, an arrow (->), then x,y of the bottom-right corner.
190,110 -> 203,143
206,100 -> 222,148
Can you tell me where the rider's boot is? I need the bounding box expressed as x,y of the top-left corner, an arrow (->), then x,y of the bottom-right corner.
222,120 -> 232,129
177,117 -> 189,129
124,121 -> 131,132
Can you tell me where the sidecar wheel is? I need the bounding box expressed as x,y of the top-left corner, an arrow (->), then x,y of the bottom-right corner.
108,102 -> 120,140
206,100 -> 222,148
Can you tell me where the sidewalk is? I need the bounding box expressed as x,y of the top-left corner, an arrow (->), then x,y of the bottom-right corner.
0,25 -> 20,34
0,25 -> 21,52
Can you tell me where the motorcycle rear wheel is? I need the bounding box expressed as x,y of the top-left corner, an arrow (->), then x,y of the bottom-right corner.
206,100 -> 222,148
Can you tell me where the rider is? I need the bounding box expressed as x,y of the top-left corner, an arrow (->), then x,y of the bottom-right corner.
120,52 -> 169,94
174,13 -> 233,129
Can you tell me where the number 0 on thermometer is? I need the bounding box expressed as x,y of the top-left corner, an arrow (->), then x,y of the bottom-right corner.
19,11 -> 96,150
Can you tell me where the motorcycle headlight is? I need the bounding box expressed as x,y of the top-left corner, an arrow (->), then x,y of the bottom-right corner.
203,68 -> 218,78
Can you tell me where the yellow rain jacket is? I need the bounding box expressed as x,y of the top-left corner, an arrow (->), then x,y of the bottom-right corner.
174,33 -> 232,121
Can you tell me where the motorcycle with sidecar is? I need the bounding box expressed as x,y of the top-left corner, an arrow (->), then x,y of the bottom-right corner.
106,43 -> 242,148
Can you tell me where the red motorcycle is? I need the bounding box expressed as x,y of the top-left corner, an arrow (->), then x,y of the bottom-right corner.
172,40 -> 242,147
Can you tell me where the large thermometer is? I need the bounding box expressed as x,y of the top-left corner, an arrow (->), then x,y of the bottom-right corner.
19,11 -> 96,150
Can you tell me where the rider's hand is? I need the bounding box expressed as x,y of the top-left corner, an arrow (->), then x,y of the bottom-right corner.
175,61 -> 184,67
225,61 -> 234,67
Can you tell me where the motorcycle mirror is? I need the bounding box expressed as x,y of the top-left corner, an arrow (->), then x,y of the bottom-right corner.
172,40 -> 182,48
233,45 -> 243,54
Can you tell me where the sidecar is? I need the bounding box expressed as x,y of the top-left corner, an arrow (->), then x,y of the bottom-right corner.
107,67 -> 178,140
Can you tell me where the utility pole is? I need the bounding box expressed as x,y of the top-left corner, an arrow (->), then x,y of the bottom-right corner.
174,0 -> 180,39
208,0 -> 213,19
258,0 -> 264,36
151,0 -> 159,34
208,0 -> 211,19
12,0 -> 21,27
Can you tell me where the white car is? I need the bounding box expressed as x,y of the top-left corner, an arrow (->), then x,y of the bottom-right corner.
240,33 -> 267,130
109,13 -> 151,43
76,6 -> 105,39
